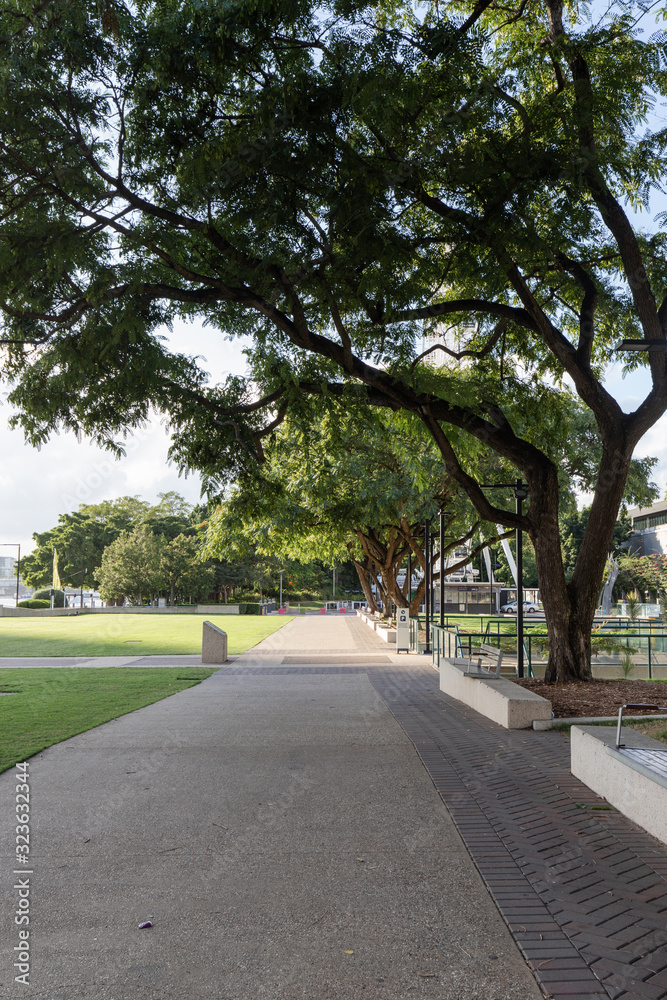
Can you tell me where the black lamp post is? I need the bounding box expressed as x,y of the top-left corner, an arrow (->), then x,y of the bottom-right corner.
424,520 -> 431,654
439,508 -> 445,629
480,481 -> 529,677
514,480 -> 528,679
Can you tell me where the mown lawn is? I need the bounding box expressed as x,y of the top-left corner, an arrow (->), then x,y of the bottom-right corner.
0,613 -> 293,657
0,667 -> 215,773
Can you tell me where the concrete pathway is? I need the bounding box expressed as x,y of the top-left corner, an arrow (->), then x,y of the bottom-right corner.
0,614 -> 541,1000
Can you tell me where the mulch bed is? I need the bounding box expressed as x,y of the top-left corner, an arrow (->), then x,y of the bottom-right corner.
515,677 -> 667,718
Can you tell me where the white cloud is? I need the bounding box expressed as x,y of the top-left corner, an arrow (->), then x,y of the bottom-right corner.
0,323 -> 252,554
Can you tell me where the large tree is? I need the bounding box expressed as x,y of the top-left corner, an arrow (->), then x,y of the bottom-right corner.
203,405 -> 516,614
19,493 -> 198,589
1,0 -> 666,680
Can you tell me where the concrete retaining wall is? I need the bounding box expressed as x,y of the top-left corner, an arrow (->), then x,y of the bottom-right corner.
439,658 -> 552,729
571,725 -> 667,845
0,605 -> 240,617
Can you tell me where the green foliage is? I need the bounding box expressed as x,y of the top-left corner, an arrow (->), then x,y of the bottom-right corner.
19,494 -> 198,591
618,555 -> 667,602
17,599 -> 50,609
2,0 -> 667,677
97,526 -> 214,604
33,588 -> 65,608
561,509 -> 634,579
625,593 -> 642,622
238,603 -> 262,615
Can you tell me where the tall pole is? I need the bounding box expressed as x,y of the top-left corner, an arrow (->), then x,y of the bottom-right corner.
279,570 -> 283,609
515,479 -> 527,678
408,551 -> 412,607
439,508 -> 445,628
424,521 -> 431,654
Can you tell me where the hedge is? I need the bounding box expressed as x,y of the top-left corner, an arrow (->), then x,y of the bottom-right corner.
18,599 -> 51,609
34,588 -> 65,608
238,603 -> 262,615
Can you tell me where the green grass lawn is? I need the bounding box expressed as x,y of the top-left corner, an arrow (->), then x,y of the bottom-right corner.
0,667 -> 215,773
0,613 -> 293,657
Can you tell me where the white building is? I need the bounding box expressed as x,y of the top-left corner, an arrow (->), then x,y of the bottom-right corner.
0,555 -> 30,605
627,501 -> 667,556
421,320 -> 478,368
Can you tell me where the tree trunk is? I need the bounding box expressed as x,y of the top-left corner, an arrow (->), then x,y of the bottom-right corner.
353,560 -> 379,613
528,440 -> 633,683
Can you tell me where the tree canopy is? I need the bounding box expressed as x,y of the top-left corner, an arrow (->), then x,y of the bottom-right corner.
1,0 -> 667,679
19,493 -> 199,589
97,526 -> 214,604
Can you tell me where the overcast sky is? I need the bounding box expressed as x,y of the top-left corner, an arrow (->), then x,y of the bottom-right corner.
0,324 -> 665,557
0,322 -> 250,556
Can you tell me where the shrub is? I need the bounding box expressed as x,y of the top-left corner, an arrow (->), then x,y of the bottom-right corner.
18,599 -> 51,609
239,603 -> 262,615
33,588 -> 65,608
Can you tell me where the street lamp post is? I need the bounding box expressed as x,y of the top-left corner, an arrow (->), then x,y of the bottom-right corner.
279,569 -> 284,609
480,481 -> 529,677
439,508 -> 445,629
424,520 -> 431,654
514,480 -> 528,679
1,543 -> 20,606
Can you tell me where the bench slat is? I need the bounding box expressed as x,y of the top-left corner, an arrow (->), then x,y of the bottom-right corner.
619,748 -> 667,780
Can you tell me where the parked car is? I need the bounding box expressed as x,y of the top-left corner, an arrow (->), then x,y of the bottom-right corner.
500,599 -> 541,614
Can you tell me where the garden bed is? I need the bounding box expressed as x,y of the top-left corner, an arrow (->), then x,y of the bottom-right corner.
516,677 -> 667,718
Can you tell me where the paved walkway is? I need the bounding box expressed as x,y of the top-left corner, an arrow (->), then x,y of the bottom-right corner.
1,615 -> 667,999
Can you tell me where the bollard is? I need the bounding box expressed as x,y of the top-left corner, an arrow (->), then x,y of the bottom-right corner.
202,621 -> 228,663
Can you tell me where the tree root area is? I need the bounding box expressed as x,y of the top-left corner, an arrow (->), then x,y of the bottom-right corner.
515,678 -> 667,718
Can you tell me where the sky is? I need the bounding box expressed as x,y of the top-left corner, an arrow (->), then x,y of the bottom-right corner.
0,323 -> 251,556
1,322 -> 665,557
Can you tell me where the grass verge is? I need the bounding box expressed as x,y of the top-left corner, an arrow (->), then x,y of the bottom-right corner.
0,614 -> 292,657
0,667 -> 215,773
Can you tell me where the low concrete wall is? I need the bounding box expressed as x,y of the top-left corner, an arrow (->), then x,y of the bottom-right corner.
571,725 -> 667,844
197,605 -> 240,615
0,605 -> 240,617
439,658 -> 552,729
375,625 -> 397,643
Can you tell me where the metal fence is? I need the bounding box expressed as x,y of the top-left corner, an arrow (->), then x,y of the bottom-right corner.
421,616 -> 667,679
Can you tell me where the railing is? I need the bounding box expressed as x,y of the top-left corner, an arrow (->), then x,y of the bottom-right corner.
406,613 -> 667,678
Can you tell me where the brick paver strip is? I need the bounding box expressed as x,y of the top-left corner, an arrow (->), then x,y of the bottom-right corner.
222,619 -> 667,999
352,642 -> 667,1000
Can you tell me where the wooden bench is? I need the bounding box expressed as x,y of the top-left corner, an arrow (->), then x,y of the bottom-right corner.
446,643 -> 503,678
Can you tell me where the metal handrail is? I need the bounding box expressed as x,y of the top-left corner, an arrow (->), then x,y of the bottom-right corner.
615,703 -> 664,748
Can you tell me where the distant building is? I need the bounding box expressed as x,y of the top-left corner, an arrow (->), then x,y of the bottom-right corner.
0,556 -> 30,604
421,320 -> 478,368
627,500 -> 667,556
